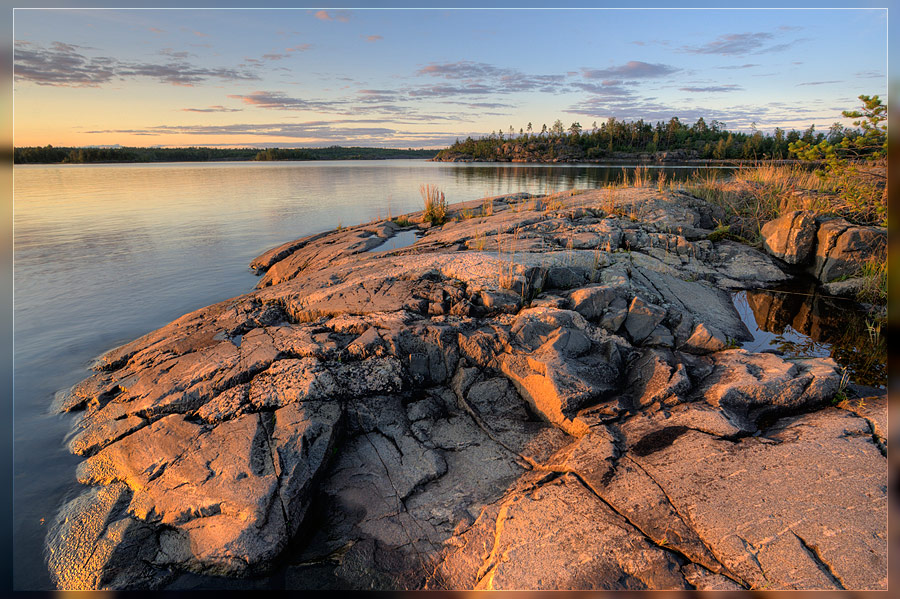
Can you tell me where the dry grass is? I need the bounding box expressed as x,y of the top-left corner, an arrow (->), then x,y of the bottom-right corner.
684,163 -> 887,236
482,197 -> 494,217
498,226 -> 522,290
856,255 -> 887,304
420,183 -> 447,225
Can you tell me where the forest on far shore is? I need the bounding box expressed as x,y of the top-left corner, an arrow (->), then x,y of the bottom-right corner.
432,115 -> 866,162
12,145 -> 438,164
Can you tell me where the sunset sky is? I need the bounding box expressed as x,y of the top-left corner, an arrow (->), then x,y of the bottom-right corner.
12,6 -> 888,148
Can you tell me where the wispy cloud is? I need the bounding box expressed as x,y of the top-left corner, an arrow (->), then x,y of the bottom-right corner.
363,35 -> 383,43
682,32 -> 773,55
227,90 -> 340,111
412,61 -> 565,97
286,43 -> 312,52
796,80 -> 842,86
82,120 -> 469,147
581,61 -> 678,79
682,32 -> 803,55
181,105 -> 243,113
679,84 -> 743,92
15,40 -> 258,86
314,10 -> 350,22
716,63 -> 759,70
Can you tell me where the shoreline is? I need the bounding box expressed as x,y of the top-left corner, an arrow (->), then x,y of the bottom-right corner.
46,186 -> 887,591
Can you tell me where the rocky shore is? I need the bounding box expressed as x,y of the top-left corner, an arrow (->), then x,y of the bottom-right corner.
47,187 -> 887,590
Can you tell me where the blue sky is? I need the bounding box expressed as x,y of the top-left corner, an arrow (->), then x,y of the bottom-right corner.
11,4 -> 890,148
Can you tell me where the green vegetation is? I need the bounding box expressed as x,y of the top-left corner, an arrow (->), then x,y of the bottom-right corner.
434,115 -> 838,162
420,184 -> 447,226
678,95 -> 887,237
13,145 -> 437,164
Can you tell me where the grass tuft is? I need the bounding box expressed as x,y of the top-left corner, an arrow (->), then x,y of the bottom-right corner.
420,183 -> 447,225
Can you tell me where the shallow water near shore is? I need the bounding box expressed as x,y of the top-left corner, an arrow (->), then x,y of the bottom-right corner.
733,281 -> 886,389
12,159 -> 879,590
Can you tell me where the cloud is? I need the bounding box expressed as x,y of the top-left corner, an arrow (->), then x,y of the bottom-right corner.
314,10 -> 350,22
148,27 -> 165,34
262,53 -> 287,61
227,90 -> 340,111
82,120 -> 472,147
682,32 -> 773,55
363,35 -> 383,42
679,85 -> 743,92
581,61 -> 678,79
412,61 -> 566,98
417,61 -> 512,79
286,44 -> 312,52
682,32 -> 805,56
181,105 -> 242,113
570,82 -> 635,97
716,63 -> 759,70
796,80 -> 842,86
14,40 -> 258,87
159,48 -> 194,59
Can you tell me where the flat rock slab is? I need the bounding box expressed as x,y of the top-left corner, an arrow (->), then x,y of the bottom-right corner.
623,407 -> 887,590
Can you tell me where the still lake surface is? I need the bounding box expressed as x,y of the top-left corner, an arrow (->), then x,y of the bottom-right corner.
17,158 -> 873,590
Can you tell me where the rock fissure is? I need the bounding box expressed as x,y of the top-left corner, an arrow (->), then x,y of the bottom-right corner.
791,530 -> 846,590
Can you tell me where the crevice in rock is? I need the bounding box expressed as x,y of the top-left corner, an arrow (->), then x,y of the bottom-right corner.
257,412 -> 290,539
623,456 -> 746,587
346,406 -> 437,571
791,530 -> 846,590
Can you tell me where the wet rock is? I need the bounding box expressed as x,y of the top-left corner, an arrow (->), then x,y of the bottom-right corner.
761,210 -> 817,265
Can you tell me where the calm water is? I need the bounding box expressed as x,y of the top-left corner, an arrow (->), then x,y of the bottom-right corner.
13,159 -> 726,590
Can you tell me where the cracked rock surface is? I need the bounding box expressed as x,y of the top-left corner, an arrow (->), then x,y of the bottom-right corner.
48,188 -> 886,590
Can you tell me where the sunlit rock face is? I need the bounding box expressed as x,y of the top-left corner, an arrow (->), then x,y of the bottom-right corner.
49,189 -> 886,591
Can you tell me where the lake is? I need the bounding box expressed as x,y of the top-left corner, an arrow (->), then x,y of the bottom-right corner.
9,158 -> 761,589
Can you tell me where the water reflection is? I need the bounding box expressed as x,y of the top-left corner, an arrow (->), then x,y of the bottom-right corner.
447,162 -> 728,192
733,282 -> 886,388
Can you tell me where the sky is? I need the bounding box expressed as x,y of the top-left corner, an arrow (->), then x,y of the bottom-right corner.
11,6 -> 889,149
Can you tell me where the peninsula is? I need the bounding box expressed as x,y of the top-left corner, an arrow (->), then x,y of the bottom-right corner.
48,178 -> 886,590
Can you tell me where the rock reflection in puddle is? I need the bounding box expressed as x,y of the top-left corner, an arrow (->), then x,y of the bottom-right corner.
365,229 -> 421,253
732,282 -> 886,388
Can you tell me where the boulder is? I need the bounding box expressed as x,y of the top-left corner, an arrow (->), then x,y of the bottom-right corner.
810,218 -> 886,283
760,210 -> 817,265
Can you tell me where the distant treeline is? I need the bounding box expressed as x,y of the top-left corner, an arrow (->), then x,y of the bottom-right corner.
13,145 -> 438,164
433,117 -> 867,162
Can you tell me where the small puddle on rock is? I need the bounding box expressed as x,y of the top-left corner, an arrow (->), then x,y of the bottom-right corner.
365,229 -> 422,253
732,280 -> 886,388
